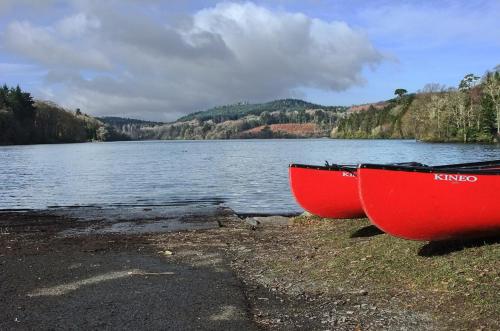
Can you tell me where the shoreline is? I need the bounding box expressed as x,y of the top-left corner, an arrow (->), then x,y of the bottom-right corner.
2,136 -> 500,147
1,210 -> 499,330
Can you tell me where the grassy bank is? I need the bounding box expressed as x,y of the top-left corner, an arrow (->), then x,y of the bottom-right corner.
246,216 -> 499,329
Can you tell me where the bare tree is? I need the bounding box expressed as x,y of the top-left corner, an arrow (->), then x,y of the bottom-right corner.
483,72 -> 500,134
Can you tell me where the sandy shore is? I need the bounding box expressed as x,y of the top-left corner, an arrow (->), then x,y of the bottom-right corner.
1,209 -> 499,330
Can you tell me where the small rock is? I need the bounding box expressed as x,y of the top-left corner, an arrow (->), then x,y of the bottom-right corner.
253,216 -> 291,226
158,250 -> 173,256
244,218 -> 259,227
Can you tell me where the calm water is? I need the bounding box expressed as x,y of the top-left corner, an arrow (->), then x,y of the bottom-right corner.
0,139 -> 499,214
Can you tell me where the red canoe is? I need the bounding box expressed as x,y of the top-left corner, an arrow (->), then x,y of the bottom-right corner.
358,164 -> 500,241
289,160 -> 500,220
289,164 -> 363,219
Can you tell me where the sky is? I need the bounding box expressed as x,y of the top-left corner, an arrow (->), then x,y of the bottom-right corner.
0,0 -> 499,121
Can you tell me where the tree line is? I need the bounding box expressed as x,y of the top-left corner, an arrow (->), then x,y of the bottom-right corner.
334,70 -> 500,143
0,84 -> 126,145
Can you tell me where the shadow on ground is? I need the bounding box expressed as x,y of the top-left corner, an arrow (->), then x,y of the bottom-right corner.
350,225 -> 385,238
418,236 -> 500,257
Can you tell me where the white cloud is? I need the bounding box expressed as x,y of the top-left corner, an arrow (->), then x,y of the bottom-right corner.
2,1 -> 385,120
4,21 -> 111,70
56,13 -> 100,38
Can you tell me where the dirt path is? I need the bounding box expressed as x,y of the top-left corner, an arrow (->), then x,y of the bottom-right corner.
0,212 -> 257,330
1,251 -> 256,330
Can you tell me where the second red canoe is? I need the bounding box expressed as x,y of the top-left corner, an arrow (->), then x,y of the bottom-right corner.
358,163 -> 500,241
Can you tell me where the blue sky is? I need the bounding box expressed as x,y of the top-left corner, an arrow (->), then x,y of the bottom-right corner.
0,0 -> 499,120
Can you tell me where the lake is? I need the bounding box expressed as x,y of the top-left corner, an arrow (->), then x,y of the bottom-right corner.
0,139 -> 499,214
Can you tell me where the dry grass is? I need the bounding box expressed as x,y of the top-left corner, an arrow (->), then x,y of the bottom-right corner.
274,216 -> 500,329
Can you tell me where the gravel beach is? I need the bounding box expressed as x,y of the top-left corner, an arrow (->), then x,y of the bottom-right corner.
1,209 -> 498,330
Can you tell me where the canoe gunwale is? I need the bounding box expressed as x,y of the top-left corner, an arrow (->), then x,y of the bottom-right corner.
290,159 -> 500,173
359,163 -> 500,175
433,159 -> 500,169
288,162 -> 423,171
289,163 -> 356,171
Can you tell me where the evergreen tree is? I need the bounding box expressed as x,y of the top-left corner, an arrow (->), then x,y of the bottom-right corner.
394,88 -> 407,99
0,85 -> 9,109
8,85 -> 35,120
479,94 -> 496,140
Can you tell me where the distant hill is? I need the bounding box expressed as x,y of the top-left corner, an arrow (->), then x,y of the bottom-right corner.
93,99 -> 348,140
98,116 -> 164,127
130,98 -> 348,140
177,99 -> 347,122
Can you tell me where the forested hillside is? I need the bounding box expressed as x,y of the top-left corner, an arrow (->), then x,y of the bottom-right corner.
134,99 -> 347,140
0,85 -> 126,145
333,72 -> 500,143
177,99 -> 346,122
